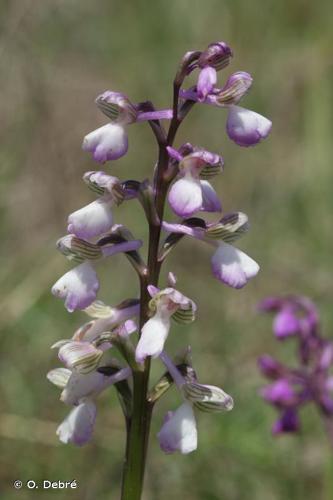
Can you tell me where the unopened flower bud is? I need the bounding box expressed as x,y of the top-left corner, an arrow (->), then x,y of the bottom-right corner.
198,41 -> 233,71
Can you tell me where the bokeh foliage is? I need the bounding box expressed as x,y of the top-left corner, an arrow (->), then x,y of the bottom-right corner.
1,0 -> 333,498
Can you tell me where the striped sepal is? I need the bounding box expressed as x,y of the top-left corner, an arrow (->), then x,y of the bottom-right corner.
172,304 -> 196,324
214,56 -> 232,71
200,164 -> 223,179
183,382 -> 234,412
96,99 -> 121,121
57,236 -> 102,263
205,212 -> 249,242
84,300 -> 114,319
216,79 -> 251,106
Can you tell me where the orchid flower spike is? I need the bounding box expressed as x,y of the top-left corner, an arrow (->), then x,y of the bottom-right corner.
167,149 -> 223,218
135,286 -> 196,363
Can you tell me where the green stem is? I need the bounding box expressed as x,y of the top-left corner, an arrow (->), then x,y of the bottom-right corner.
120,61 -> 195,498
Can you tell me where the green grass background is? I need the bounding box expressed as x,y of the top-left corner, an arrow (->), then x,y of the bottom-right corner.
1,0 -> 333,498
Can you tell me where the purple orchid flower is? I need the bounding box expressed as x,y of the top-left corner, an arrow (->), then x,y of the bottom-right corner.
162,212 -> 259,289
83,91 -> 173,164
258,295 -> 333,437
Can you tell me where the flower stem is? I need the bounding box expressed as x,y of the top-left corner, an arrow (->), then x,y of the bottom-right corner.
120,144 -> 169,500
120,61 -> 194,498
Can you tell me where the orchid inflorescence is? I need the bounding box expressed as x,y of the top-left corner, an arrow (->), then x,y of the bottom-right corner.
48,41 -> 271,498
258,296 -> 333,440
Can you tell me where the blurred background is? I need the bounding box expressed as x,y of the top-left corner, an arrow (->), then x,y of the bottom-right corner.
1,0 -> 333,498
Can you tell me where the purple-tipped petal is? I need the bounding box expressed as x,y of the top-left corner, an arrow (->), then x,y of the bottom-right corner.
200,180 -> 222,213
51,262 -> 99,312
68,199 -> 113,240
168,176 -> 203,217
197,66 -> 217,101
226,105 -> 272,147
211,242 -> 260,289
82,123 -> 128,163
57,400 -> 97,446
158,402 -> 197,454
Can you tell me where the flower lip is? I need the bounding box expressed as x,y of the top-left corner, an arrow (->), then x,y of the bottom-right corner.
51,262 -> 99,312
226,105 -> 272,147
82,123 -> 129,163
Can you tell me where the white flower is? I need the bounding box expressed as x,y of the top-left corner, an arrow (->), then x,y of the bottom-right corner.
67,199 -> 114,239
158,402 -> 198,454
51,262 -> 99,312
82,123 -> 128,163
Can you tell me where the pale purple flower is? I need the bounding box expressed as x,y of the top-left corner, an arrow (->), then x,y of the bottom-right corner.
56,399 -> 97,446
51,262 -> 99,312
162,220 -> 259,289
167,150 -> 223,217
157,402 -> 198,454
226,105 -> 272,147
67,198 -> 114,240
84,91 -> 173,164
135,286 -> 196,363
